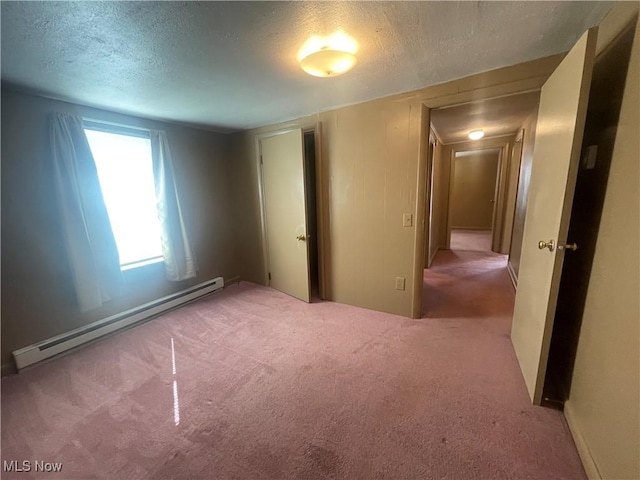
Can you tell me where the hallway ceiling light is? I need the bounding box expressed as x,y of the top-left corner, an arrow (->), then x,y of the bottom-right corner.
298,31 -> 358,77
468,130 -> 485,140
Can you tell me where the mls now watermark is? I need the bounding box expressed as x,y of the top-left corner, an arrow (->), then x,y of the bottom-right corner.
3,460 -> 63,473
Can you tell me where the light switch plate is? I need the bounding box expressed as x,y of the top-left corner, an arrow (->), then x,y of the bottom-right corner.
403,213 -> 413,227
395,277 -> 406,291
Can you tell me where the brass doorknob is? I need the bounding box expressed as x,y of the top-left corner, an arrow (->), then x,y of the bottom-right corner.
296,235 -> 307,242
558,243 -> 578,251
538,239 -> 555,251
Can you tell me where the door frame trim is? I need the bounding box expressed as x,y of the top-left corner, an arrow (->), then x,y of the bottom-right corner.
423,131 -> 436,269
303,123 -> 327,300
444,139 -> 514,252
255,123 -> 326,300
412,85 -> 558,318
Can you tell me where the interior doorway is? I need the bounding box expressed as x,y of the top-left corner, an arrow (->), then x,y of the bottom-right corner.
448,148 -> 501,252
257,126 -> 323,303
421,91 -> 541,320
303,130 -> 321,300
419,26 -> 609,407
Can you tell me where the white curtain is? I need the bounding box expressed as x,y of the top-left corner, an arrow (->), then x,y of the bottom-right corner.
50,113 -> 123,311
150,131 -> 197,281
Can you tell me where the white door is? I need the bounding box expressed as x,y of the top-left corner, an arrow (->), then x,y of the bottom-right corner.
511,27 -> 598,404
260,129 -> 310,302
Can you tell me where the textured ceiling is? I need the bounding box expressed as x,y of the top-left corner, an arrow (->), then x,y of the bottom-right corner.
431,91 -> 540,144
1,1 -> 611,132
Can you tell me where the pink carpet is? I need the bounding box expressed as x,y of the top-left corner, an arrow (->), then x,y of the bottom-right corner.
450,229 -> 493,252
1,245 -> 585,479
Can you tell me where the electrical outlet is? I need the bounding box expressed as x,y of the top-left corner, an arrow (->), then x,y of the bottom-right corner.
395,277 -> 406,291
403,213 -> 413,227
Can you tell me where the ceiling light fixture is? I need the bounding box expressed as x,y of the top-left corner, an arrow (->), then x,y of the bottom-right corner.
468,130 -> 485,140
298,31 -> 358,78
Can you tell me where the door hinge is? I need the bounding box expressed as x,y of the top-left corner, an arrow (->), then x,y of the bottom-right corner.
268,272 -> 271,281
260,155 -> 263,165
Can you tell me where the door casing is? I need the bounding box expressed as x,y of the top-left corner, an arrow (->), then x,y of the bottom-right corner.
423,132 -> 436,269
445,145 -> 506,251
411,89 -> 546,318
255,123 -> 326,300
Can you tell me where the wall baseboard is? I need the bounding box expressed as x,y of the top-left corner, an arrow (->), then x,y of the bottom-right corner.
506,261 -> 518,290
564,400 -> 602,479
12,276 -> 227,372
428,247 -> 439,268
450,226 -> 492,231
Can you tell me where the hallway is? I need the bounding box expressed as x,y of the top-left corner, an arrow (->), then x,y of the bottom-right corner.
424,229 -> 510,318
450,228 -> 493,252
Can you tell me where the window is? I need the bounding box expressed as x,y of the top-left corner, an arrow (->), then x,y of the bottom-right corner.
84,123 -> 163,269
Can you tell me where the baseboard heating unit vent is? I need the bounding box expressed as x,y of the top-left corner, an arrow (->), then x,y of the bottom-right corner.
13,276 -> 225,371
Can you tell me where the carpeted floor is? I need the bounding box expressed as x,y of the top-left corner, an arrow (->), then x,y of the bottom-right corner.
450,229 -> 493,252
1,244 -> 585,479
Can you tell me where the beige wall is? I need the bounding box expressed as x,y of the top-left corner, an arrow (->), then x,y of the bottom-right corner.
229,57 -> 561,318
508,109 -> 539,281
501,97 -> 541,257
231,99 -> 422,317
437,136 -> 516,253
450,150 -> 500,230
437,144 -> 453,248
564,4 -> 639,479
428,142 -> 446,263
501,138 -> 523,256
1,90 -> 239,371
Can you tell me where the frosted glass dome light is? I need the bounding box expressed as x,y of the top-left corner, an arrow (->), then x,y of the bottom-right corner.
298,31 -> 358,78
468,130 -> 485,140
300,48 -> 357,77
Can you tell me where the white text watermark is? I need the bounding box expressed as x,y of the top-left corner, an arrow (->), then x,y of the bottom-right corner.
3,460 -> 63,473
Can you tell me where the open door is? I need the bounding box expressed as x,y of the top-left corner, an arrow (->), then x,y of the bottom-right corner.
511,27 -> 598,404
260,129 -> 310,302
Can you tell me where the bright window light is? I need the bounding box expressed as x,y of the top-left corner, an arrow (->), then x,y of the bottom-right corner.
84,128 -> 163,269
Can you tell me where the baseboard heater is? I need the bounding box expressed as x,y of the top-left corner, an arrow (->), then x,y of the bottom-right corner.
12,276 -> 225,371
